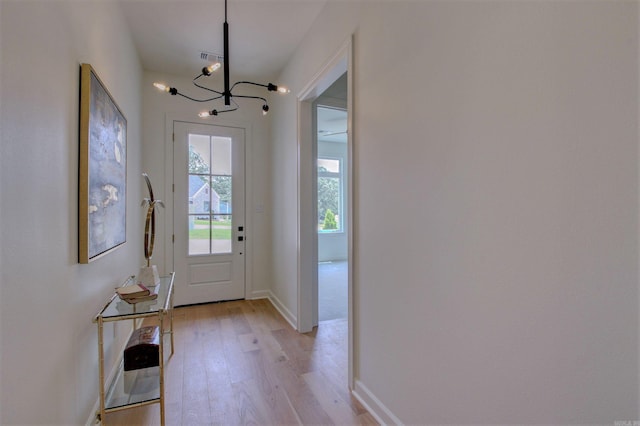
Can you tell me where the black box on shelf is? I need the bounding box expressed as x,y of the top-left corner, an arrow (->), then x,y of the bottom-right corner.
124,326 -> 160,371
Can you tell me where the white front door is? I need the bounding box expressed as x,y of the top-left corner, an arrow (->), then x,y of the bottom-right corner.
173,121 -> 245,306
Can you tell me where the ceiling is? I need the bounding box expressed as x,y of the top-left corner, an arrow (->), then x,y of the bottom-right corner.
317,73 -> 347,143
317,106 -> 347,143
119,0 -> 328,81
119,0 -> 345,140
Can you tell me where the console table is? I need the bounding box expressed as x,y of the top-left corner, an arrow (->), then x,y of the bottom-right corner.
93,272 -> 175,425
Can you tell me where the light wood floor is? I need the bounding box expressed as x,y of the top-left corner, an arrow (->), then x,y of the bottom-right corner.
106,299 -> 377,425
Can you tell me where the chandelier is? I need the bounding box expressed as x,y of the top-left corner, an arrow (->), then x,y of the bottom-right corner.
153,0 -> 289,117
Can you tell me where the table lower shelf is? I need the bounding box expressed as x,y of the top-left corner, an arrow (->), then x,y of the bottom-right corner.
104,330 -> 172,412
95,273 -> 175,425
105,363 -> 160,411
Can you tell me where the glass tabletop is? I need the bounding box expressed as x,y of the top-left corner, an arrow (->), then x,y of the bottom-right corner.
97,273 -> 174,320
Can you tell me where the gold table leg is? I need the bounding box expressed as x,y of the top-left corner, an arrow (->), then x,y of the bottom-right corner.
159,310 -> 165,426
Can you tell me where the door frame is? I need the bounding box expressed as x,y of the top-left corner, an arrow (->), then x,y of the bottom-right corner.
164,114 -> 255,303
297,36 -> 354,388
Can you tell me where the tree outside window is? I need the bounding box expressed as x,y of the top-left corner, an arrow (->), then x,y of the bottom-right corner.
318,158 -> 341,232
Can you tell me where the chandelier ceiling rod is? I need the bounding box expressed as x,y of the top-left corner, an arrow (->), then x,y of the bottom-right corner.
223,0 -> 230,106
153,0 -> 289,118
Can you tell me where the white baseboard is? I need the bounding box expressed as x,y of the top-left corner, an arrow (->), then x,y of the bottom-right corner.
352,379 -> 403,426
85,402 -> 100,426
247,289 -> 271,300
264,290 -> 297,330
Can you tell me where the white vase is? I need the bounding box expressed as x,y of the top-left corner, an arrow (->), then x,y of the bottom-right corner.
138,265 -> 160,287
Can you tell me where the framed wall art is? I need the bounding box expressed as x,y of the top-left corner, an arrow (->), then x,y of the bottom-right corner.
79,63 -> 127,263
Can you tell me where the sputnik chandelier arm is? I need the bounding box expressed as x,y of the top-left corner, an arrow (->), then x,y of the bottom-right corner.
152,0 -> 289,118
230,81 -> 290,93
192,74 -> 224,97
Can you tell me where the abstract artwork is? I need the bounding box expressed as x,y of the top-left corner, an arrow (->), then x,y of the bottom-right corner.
79,64 -> 127,263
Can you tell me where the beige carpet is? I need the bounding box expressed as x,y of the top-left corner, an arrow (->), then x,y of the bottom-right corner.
318,260 -> 348,321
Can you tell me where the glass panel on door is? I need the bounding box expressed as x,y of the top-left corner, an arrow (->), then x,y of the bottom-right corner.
188,134 -> 233,255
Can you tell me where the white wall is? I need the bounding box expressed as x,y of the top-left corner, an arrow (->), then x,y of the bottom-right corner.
141,71 -> 273,300
0,1 -> 143,424
269,1 -> 364,327
271,1 -> 639,423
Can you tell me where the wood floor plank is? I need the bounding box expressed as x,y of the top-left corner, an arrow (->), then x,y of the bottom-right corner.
302,370 -> 362,425
163,401 -> 183,426
269,357 -> 334,425
106,300 -> 377,425
182,397 -> 211,425
232,376 -> 301,426
251,298 -> 291,331
237,332 -> 260,352
244,349 -> 302,425
219,315 -> 255,384
238,302 -> 290,365
227,305 -> 253,335
271,327 -> 319,376
182,307 -> 210,404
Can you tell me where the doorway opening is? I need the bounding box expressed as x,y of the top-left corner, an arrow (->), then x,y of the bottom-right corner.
316,89 -> 348,322
297,37 -> 353,388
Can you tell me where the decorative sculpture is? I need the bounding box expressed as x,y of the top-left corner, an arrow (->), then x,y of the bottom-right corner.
139,173 -> 164,287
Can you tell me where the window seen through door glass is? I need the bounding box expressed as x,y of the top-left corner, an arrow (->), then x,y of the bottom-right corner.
188,134 -> 233,255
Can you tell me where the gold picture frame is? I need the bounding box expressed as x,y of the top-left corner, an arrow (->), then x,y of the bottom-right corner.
79,64 -> 127,263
